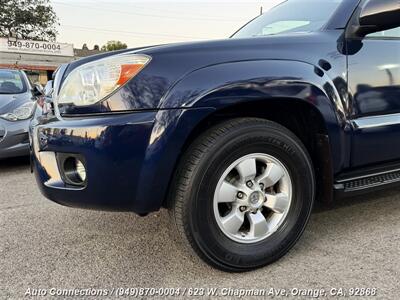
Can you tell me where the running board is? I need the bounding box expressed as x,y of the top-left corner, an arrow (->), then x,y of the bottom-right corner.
334,168 -> 400,193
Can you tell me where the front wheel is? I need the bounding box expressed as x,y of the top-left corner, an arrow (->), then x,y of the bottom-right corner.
169,118 -> 315,272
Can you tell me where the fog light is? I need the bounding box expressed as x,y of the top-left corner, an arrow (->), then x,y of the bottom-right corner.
75,159 -> 87,182
63,157 -> 87,186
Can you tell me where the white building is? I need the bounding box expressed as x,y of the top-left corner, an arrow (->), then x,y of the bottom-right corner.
0,37 -> 101,85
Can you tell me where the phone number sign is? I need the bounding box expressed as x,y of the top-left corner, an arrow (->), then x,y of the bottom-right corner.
0,38 -> 74,57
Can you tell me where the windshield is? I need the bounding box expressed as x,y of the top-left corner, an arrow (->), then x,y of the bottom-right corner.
233,0 -> 344,38
0,69 -> 27,95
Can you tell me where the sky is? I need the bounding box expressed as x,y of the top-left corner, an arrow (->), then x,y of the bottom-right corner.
51,0 -> 283,49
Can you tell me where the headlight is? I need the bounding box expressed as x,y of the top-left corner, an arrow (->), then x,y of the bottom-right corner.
57,54 -> 151,107
1,102 -> 36,121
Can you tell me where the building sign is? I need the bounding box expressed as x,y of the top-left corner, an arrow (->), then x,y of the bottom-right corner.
0,38 -> 74,57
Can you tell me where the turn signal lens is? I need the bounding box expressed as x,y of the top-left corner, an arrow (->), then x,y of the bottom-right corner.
117,64 -> 145,86
58,54 -> 151,107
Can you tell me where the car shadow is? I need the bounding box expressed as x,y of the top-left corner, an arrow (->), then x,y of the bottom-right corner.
314,187 -> 400,213
0,156 -> 30,171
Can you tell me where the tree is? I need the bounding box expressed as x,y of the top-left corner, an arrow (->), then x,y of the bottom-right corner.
0,0 -> 58,41
101,40 -> 128,52
82,43 -> 89,50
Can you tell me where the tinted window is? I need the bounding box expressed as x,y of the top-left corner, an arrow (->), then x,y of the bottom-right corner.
0,70 -> 27,94
232,0 -> 344,38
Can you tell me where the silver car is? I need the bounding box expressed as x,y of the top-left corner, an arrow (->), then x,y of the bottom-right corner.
0,69 -> 41,159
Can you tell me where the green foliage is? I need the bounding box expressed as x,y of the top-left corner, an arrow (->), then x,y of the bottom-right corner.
0,0 -> 58,41
101,40 -> 128,52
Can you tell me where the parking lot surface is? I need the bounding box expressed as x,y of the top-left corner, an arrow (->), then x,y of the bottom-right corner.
0,157 -> 399,299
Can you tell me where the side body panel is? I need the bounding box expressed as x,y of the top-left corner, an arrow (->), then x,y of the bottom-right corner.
348,38 -> 400,167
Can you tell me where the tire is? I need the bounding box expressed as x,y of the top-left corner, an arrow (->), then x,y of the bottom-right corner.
169,118 -> 315,272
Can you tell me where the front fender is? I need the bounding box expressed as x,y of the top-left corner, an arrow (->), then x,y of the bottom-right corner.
160,59 -> 349,173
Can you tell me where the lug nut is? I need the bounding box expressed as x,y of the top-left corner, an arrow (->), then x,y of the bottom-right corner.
259,183 -> 265,190
237,192 -> 244,199
246,181 -> 254,188
239,206 -> 247,212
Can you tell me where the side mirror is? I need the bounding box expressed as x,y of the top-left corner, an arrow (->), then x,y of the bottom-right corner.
355,0 -> 400,37
32,83 -> 43,96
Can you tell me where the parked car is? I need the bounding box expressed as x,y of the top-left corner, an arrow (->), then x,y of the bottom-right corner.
0,69 -> 42,159
30,0 -> 400,272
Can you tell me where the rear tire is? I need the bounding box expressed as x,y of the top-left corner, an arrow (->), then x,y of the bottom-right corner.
169,118 -> 315,272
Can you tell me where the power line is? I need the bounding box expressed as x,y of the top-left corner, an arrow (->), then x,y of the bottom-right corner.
53,1 -> 248,22
61,24 -> 210,40
70,0 -> 244,20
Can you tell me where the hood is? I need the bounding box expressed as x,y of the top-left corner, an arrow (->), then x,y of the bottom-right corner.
63,32 -> 339,84
0,92 -> 33,115
128,31 -> 343,107
137,31 -> 341,67
57,31 -> 345,115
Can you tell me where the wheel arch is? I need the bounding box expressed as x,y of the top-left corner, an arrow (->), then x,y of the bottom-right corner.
139,60 -> 350,211
160,59 -> 348,174
163,98 -> 335,207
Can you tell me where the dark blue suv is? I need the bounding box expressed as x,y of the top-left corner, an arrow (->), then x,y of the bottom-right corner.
31,0 -> 400,271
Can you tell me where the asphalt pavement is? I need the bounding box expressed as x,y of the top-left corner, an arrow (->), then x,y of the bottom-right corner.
0,157 -> 399,299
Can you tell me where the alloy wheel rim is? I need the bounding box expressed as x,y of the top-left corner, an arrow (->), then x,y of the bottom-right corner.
213,153 -> 292,244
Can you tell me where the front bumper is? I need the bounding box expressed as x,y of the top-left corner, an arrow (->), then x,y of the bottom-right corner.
31,108 -> 214,213
31,111 -> 157,212
0,118 -> 30,159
